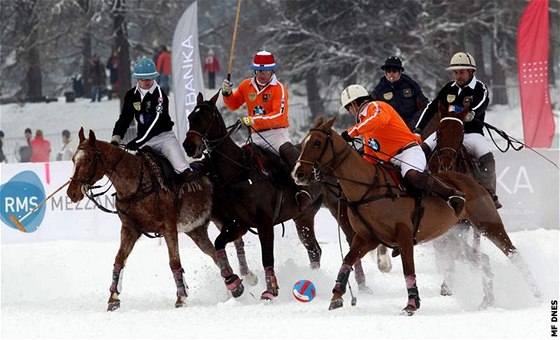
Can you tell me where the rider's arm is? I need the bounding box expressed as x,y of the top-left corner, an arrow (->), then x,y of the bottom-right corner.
223,79 -> 249,111
470,81 -> 489,120
112,90 -> 135,138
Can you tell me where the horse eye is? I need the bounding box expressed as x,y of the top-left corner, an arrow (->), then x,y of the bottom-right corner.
313,140 -> 322,148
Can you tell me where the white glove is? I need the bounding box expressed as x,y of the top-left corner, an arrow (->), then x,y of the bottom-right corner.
110,135 -> 122,146
242,116 -> 254,126
221,79 -> 233,96
465,111 -> 475,122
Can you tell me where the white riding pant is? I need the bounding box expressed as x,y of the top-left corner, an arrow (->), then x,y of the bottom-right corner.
424,131 -> 491,159
251,127 -> 292,153
143,130 -> 190,173
391,145 -> 426,177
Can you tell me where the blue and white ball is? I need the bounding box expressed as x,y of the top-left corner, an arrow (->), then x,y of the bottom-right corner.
292,279 -> 316,302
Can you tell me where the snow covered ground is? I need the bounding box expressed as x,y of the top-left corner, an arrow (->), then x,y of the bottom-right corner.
1,93 -> 559,339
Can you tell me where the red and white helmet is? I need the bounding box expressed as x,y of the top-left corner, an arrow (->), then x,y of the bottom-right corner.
251,50 -> 277,71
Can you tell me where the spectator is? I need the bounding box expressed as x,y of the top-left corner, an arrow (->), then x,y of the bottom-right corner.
203,49 -> 221,89
371,56 -> 429,131
30,129 -> 51,162
72,74 -> 84,98
56,129 -> 75,161
0,130 -> 6,163
19,127 -> 33,162
106,49 -> 120,93
89,54 -> 106,102
156,46 -> 172,94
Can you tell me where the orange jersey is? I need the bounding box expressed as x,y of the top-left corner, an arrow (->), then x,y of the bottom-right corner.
346,101 -> 421,163
223,75 -> 289,131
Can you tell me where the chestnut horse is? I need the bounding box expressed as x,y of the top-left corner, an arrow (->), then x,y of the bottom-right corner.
67,128 -> 217,311
183,92 -> 371,300
292,117 -> 541,315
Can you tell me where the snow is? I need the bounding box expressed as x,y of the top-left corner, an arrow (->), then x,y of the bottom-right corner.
1,94 -> 559,339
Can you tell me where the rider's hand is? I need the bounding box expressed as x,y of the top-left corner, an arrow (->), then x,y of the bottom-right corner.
465,111 -> 475,122
126,138 -> 139,151
242,116 -> 254,127
221,79 -> 233,96
341,131 -> 353,142
110,135 -> 121,146
412,128 -> 421,138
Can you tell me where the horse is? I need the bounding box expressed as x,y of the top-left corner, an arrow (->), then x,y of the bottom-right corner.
67,128 -> 217,311
182,92 -> 371,300
427,102 -> 493,300
292,117 -> 541,315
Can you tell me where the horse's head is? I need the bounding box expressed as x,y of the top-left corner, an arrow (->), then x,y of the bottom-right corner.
292,116 -> 339,186
183,91 -> 226,158
434,100 -> 470,171
67,128 -> 107,202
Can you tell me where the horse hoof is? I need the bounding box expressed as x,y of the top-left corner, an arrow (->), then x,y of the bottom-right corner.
400,305 -> 417,316
479,296 -> 494,310
231,283 -> 244,298
107,301 -> 120,312
260,291 -> 276,301
243,271 -> 258,286
310,261 -> 320,270
175,296 -> 187,308
358,283 -> 373,294
329,299 -> 343,310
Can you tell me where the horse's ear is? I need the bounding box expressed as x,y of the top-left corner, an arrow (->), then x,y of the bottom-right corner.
210,90 -> 220,105
78,127 -> 85,142
324,116 -> 337,130
313,116 -> 324,128
88,129 -> 96,145
197,92 -> 204,104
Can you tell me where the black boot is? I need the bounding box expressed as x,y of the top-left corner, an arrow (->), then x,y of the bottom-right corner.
405,170 -> 465,216
280,142 -> 313,211
477,153 -> 502,209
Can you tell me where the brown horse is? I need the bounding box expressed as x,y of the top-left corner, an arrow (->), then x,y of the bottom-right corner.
292,117 -> 541,315
67,128 -> 217,311
183,92 -> 371,300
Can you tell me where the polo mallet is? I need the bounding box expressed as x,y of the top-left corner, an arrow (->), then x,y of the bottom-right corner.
226,0 -> 242,81
8,180 -> 71,232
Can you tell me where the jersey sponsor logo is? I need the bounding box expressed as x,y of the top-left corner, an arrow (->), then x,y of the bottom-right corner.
463,96 -> 473,106
253,106 -> 265,115
262,93 -> 270,103
248,93 -> 257,102
383,92 -> 393,100
446,94 -> 456,103
403,88 -> 412,97
133,102 -> 141,111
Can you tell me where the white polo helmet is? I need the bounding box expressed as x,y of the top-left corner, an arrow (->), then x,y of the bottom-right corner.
339,84 -> 369,113
447,52 -> 476,71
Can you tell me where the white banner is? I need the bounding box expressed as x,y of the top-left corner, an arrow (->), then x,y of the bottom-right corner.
1,149 -> 558,244
171,1 -> 205,140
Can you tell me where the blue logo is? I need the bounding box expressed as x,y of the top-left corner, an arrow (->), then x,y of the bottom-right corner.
0,171 -> 46,232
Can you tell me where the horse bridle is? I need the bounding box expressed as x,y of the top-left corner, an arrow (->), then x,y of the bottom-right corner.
434,116 -> 464,170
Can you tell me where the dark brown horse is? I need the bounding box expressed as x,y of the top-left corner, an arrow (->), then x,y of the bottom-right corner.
67,128 -> 217,311
292,117 -> 541,315
182,92 -> 370,300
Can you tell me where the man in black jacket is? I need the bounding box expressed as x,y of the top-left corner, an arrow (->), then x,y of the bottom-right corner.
371,56 -> 428,131
415,52 -> 501,209
111,57 -> 195,181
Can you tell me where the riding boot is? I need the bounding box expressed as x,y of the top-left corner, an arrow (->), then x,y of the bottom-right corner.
404,170 -> 465,216
180,164 -> 203,192
279,142 -> 313,211
477,152 -> 502,209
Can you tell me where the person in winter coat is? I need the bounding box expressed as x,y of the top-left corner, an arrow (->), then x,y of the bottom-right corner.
203,49 -> 221,89
156,46 -> 172,94
371,56 -> 428,131
339,84 -> 465,216
30,129 -> 51,162
89,54 -> 106,102
220,50 -> 313,211
56,129 -> 75,161
111,57 -> 195,181
106,50 -> 120,92
414,52 -> 501,209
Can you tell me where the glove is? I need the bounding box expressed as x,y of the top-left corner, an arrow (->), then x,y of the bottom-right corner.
110,135 -> 121,146
412,128 -> 421,138
126,138 -> 139,151
341,131 -> 353,142
465,111 -> 475,122
242,116 -> 254,127
221,79 -> 233,96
